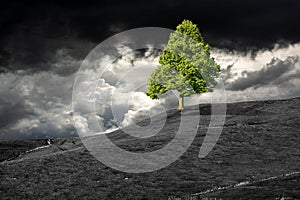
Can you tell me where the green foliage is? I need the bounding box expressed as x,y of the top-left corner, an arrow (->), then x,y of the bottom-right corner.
146,19 -> 221,99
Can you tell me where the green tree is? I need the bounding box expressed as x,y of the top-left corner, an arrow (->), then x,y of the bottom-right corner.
146,19 -> 221,110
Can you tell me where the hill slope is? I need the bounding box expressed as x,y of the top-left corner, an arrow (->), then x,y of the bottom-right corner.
1,98 -> 300,199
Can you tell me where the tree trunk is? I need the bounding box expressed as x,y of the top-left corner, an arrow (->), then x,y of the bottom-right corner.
178,95 -> 184,110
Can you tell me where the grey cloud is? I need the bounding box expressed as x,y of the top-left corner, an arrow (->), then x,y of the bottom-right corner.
0,100 -> 28,129
220,64 -> 236,85
1,41 -> 300,139
227,56 -> 299,91
0,46 -> 161,139
0,70 -> 76,139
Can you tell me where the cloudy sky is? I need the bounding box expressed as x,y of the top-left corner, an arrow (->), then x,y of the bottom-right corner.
0,0 -> 300,139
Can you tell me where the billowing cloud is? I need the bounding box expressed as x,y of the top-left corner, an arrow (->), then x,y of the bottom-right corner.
0,42 -> 300,139
227,56 -> 298,91
211,43 -> 300,101
0,71 -> 76,139
72,46 -> 166,137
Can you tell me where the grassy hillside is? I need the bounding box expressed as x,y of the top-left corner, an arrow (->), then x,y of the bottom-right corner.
1,98 -> 299,199
0,139 -> 49,162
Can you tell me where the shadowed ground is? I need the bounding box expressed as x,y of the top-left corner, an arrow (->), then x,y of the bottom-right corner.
0,98 -> 299,199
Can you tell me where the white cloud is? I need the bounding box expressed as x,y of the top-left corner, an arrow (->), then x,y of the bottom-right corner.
1,42 -> 300,139
212,43 -> 300,83
211,43 -> 300,102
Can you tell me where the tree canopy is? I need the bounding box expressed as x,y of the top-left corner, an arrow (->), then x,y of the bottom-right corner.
146,20 -> 221,102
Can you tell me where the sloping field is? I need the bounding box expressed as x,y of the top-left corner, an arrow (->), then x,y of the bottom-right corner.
1,98 -> 299,199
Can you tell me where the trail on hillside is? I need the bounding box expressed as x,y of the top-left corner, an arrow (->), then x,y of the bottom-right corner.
1,138 -> 84,164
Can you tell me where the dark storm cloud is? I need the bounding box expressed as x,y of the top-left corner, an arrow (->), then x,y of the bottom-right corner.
0,0 -> 300,72
227,56 -> 299,91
